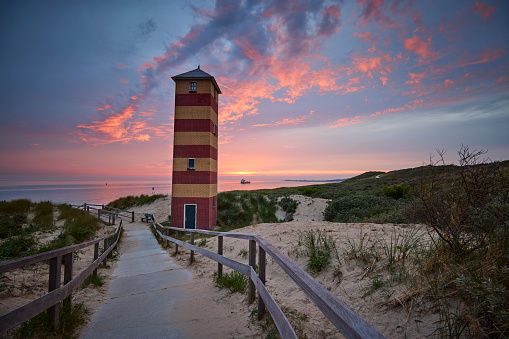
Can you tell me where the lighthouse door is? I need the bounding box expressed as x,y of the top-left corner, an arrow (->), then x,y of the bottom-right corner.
184,204 -> 197,229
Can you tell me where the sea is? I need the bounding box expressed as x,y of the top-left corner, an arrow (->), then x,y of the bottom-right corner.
0,179 -> 333,205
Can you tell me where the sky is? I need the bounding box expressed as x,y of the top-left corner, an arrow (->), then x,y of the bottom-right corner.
0,0 -> 508,182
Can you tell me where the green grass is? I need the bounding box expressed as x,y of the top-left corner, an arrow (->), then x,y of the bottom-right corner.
0,235 -> 36,260
215,271 -> 248,293
0,201 -> 105,260
217,191 -> 278,231
107,194 -> 167,209
295,229 -> 339,274
15,301 -> 89,338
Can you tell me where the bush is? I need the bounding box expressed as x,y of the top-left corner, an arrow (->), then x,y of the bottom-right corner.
0,215 -> 24,239
278,196 -> 299,215
383,183 -> 412,200
323,194 -> 396,223
0,235 -> 36,260
411,147 -> 509,336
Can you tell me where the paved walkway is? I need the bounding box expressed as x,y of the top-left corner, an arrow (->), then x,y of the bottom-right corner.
80,221 -> 251,338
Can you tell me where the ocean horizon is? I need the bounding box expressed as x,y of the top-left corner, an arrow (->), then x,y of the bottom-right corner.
0,179 -> 331,205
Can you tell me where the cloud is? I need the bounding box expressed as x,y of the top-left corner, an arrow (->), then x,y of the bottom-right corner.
252,111 -> 314,127
404,33 -> 440,61
76,0 -> 346,144
472,2 -> 496,20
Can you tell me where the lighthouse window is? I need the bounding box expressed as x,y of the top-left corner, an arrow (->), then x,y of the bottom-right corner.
187,158 -> 195,170
213,123 -> 216,135
189,81 -> 197,92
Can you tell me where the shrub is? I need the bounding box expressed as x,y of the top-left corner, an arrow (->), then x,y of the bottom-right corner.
278,196 -> 299,215
0,216 -> 24,239
410,147 -> 509,336
323,194 -> 395,223
0,235 -> 36,260
383,183 -> 411,200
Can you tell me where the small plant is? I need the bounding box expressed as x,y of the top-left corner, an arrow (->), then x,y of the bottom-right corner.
197,238 -> 207,247
82,274 -> 105,288
215,271 -> 248,293
239,248 -> 248,259
297,230 -> 337,274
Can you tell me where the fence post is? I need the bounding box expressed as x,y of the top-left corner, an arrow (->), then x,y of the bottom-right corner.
166,228 -> 169,248
175,230 -> 179,255
98,209 -> 101,220
258,245 -> 266,319
63,252 -> 73,308
248,239 -> 256,304
190,232 -> 194,263
83,203 -> 87,212
217,236 -> 223,278
131,211 -> 134,223
48,255 -> 62,330
93,242 -> 99,276
104,239 -> 108,265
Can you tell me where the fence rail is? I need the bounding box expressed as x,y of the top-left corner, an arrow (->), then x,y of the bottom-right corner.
71,203 -> 135,223
0,211 -> 124,334
150,218 -> 385,339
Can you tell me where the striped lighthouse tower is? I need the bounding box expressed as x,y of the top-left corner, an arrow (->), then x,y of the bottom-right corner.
171,67 -> 221,229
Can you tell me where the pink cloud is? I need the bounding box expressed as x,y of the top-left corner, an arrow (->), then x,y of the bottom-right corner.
472,2 -> 496,20
380,76 -> 387,85
404,33 -> 440,61
120,79 -> 129,84
496,76 -> 509,83
252,111 -> 314,128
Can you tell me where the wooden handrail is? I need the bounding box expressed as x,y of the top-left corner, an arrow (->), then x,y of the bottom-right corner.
0,220 -> 123,334
150,217 -> 385,339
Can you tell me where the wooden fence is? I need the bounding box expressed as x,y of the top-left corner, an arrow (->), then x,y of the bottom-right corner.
149,217 -> 385,339
72,203 -> 135,224
0,217 -> 123,334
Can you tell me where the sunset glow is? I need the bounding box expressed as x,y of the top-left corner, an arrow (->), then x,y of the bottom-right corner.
0,0 -> 508,182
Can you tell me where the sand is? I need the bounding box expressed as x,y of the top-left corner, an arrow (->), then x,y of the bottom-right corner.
2,195 -> 440,338
127,195 -> 439,338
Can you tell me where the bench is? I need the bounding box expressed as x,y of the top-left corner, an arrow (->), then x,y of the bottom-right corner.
141,213 -> 153,223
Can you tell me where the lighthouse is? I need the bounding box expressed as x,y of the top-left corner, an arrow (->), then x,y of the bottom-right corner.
171,67 -> 221,229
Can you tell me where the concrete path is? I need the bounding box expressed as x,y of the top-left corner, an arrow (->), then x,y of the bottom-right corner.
80,221 -> 251,338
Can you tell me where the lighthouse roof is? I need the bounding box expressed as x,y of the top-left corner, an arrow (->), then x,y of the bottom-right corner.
172,66 -> 221,94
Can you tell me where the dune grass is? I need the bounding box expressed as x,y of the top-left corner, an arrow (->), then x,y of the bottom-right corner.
107,194 -> 167,209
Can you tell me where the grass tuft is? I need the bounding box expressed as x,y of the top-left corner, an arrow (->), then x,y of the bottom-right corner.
215,271 -> 248,293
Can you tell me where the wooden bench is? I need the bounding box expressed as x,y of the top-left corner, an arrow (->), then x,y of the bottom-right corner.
141,213 -> 153,223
